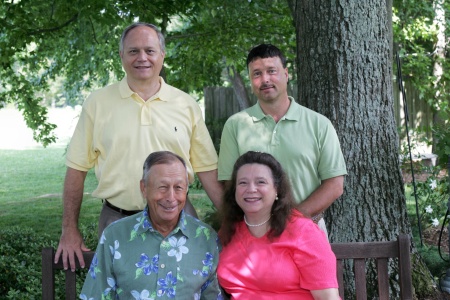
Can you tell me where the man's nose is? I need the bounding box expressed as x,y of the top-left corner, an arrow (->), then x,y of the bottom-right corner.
261,73 -> 270,83
166,188 -> 177,201
137,50 -> 147,60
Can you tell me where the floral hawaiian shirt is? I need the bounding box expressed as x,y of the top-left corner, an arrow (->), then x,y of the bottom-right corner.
80,207 -> 223,300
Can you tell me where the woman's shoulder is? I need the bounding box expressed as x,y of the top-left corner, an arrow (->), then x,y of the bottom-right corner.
286,210 -> 324,236
288,209 -> 310,226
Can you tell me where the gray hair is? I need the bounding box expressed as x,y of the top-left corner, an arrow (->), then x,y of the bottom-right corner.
119,22 -> 165,53
142,151 -> 188,186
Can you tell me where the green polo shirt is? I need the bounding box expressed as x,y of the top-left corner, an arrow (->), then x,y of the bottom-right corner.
218,98 -> 347,204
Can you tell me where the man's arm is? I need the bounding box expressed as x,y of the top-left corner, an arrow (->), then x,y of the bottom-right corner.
311,288 -> 340,300
54,167 -> 90,271
196,169 -> 224,209
296,176 -> 345,218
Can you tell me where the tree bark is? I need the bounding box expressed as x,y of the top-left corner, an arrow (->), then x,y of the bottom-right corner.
228,65 -> 252,110
287,0 -> 436,297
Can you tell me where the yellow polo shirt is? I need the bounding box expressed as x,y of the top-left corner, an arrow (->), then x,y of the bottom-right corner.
66,77 -> 218,210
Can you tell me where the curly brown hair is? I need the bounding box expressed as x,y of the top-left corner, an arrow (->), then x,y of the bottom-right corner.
219,151 -> 297,245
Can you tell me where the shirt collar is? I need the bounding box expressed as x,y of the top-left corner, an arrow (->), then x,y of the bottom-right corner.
135,206 -> 191,238
250,97 -> 300,122
118,77 -> 170,102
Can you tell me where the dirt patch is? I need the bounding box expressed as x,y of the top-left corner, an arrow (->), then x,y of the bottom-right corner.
402,168 -> 448,184
423,226 -> 449,254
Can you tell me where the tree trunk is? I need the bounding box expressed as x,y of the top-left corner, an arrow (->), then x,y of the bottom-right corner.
287,0 -> 437,298
228,65 -> 252,110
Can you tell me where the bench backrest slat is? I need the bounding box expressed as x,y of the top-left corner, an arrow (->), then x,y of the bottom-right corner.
330,234 -> 413,300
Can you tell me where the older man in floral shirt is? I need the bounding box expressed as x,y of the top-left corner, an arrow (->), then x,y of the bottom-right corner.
80,151 -> 223,300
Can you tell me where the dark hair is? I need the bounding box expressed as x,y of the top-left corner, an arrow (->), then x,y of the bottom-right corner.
142,151 -> 187,185
246,44 -> 287,69
220,151 -> 295,245
119,22 -> 165,53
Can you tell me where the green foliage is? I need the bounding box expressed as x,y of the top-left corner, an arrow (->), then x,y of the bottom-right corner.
431,123 -> 450,166
205,116 -> 229,152
203,208 -> 221,232
416,242 -> 450,282
165,0 -> 295,94
0,226 -> 94,299
406,165 -> 449,229
393,0 -> 450,149
0,227 -> 52,299
189,173 -> 203,190
1,0 -> 295,146
79,222 -> 101,250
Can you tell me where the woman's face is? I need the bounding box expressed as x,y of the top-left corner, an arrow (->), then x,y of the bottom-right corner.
235,163 -> 277,216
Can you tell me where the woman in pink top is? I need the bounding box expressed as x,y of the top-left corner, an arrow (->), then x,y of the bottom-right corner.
217,151 -> 340,300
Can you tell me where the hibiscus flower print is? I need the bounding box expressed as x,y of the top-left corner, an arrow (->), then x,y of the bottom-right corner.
167,236 -> 189,262
103,277 -> 117,297
131,289 -> 155,300
157,271 -> 177,298
193,252 -> 214,277
88,253 -> 98,279
135,253 -> 159,277
109,240 -> 121,260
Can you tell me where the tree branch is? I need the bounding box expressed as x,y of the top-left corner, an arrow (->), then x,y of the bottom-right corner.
89,16 -> 99,45
28,13 -> 79,35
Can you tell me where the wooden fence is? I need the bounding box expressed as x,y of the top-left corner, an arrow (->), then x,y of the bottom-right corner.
204,81 -> 433,150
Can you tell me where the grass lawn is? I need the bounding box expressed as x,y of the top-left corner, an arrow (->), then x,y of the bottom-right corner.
0,147 -> 215,244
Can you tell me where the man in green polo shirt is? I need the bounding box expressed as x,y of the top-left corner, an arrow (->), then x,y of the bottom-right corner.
218,44 -> 347,233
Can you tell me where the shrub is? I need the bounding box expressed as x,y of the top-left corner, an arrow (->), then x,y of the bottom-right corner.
0,226 -> 54,299
406,165 -> 449,230
0,224 -> 97,299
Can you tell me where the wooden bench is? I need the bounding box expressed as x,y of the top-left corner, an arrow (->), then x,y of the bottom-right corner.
41,247 -> 95,300
42,234 -> 413,299
331,233 -> 413,299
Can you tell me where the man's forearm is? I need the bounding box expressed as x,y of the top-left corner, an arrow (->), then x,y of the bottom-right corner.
62,167 -> 88,229
296,176 -> 345,217
196,169 -> 224,209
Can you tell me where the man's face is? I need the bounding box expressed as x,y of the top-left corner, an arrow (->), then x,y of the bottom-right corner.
120,26 -> 165,84
248,56 -> 289,104
140,161 -> 187,233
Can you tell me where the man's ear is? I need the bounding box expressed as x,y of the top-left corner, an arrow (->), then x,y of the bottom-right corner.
140,179 -> 146,197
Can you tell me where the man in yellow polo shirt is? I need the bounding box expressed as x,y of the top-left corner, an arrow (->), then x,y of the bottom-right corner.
55,22 -> 223,271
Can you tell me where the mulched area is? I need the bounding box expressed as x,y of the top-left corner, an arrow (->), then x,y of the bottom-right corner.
423,226 -> 449,253
402,168 -> 448,184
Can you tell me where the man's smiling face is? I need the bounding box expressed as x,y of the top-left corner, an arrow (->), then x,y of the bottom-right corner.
140,161 -> 187,234
248,56 -> 289,104
120,25 -> 165,84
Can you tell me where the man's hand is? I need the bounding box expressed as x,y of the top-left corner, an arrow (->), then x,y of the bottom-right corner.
296,176 -> 345,218
55,167 -> 89,271
54,227 -> 91,271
